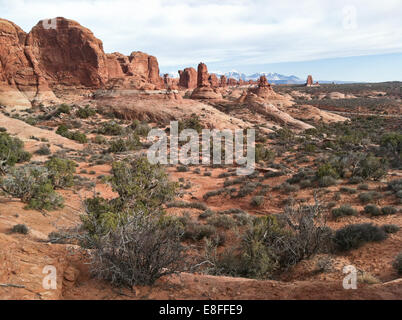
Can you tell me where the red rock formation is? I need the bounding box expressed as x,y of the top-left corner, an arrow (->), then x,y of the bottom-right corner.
244,75 -> 280,101
0,18 -> 56,108
163,74 -> 179,90
208,74 -> 219,88
258,75 -> 271,88
197,63 -> 210,87
220,75 -> 227,87
128,52 -> 163,88
227,78 -> 237,86
178,67 -> 197,89
306,75 -> 313,86
0,17 -> 167,107
191,63 -> 222,100
26,17 -> 109,88
106,52 -> 133,78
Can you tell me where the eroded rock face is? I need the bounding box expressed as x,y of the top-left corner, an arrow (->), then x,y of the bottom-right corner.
163,74 -> 179,90
220,75 -> 227,87
106,52 -> 133,78
197,63 -> 210,87
191,63 -> 222,99
306,75 -> 313,86
0,18 -> 58,108
129,52 -> 163,88
27,17 -> 109,88
227,78 -> 237,86
209,74 -> 219,88
0,17 -> 165,108
178,67 -> 197,89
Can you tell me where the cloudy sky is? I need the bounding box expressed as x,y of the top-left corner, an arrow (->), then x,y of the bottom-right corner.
2,0 -> 402,81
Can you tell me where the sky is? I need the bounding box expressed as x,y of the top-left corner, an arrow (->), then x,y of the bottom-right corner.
1,0 -> 402,82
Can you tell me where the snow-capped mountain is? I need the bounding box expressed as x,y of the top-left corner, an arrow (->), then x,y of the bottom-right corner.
211,71 -> 303,84
161,70 -> 304,84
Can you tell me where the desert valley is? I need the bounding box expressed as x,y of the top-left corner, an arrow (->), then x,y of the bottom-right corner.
0,17 -> 401,300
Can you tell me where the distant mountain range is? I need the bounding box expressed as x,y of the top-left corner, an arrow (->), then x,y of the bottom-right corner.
162,71 -> 355,85
213,71 -> 303,84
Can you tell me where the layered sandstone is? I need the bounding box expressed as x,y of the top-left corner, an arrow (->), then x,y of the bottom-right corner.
0,17 -> 165,108
0,18 -> 57,108
26,18 -> 109,88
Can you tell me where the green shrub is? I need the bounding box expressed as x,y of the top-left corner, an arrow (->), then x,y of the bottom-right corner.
364,204 -> 381,216
357,183 -> 369,190
56,125 -> 87,143
177,165 -> 189,172
88,212 -> 184,287
11,224 -> 29,234
207,214 -> 236,230
76,106 -> 96,119
178,114 -> 203,133
317,163 -> 339,179
45,157 -> 76,188
333,223 -> 388,251
355,155 -> 387,180
27,182 -> 64,210
319,176 -> 337,187
340,187 -> 357,194
393,252 -> 402,274
98,121 -> 124,136
166,201 -> 207,211
206,202 -> 332,279
300,179 -> 313,189
381,224 -> 400,234
236,182 -> 259,197
250,196 -> 264,207
332,205 -> 358,219
183,223 -> 216,241
56,124 -> 69,136
70,131 -> 88,143
387,179 -> 402,193
1,166 -> 64,211
380,132 -> 401,168
0,132 -> 31,170
54,104 -> 71,116
358,191 -> 382,204
255,145 -> 275,163
199,209 -> 215,219
349,176 -> 364,184
381,206 -> 397,215
108,134 -> 141,153
130,120 -> 151,136
93,135 -> 107,144
81,157 -> 177,236
35,145 -> 51,156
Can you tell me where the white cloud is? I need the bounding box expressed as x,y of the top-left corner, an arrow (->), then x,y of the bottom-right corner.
1,0 -> 402,72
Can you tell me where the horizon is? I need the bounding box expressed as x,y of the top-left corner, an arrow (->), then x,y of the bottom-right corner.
1,0 -> 402,82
